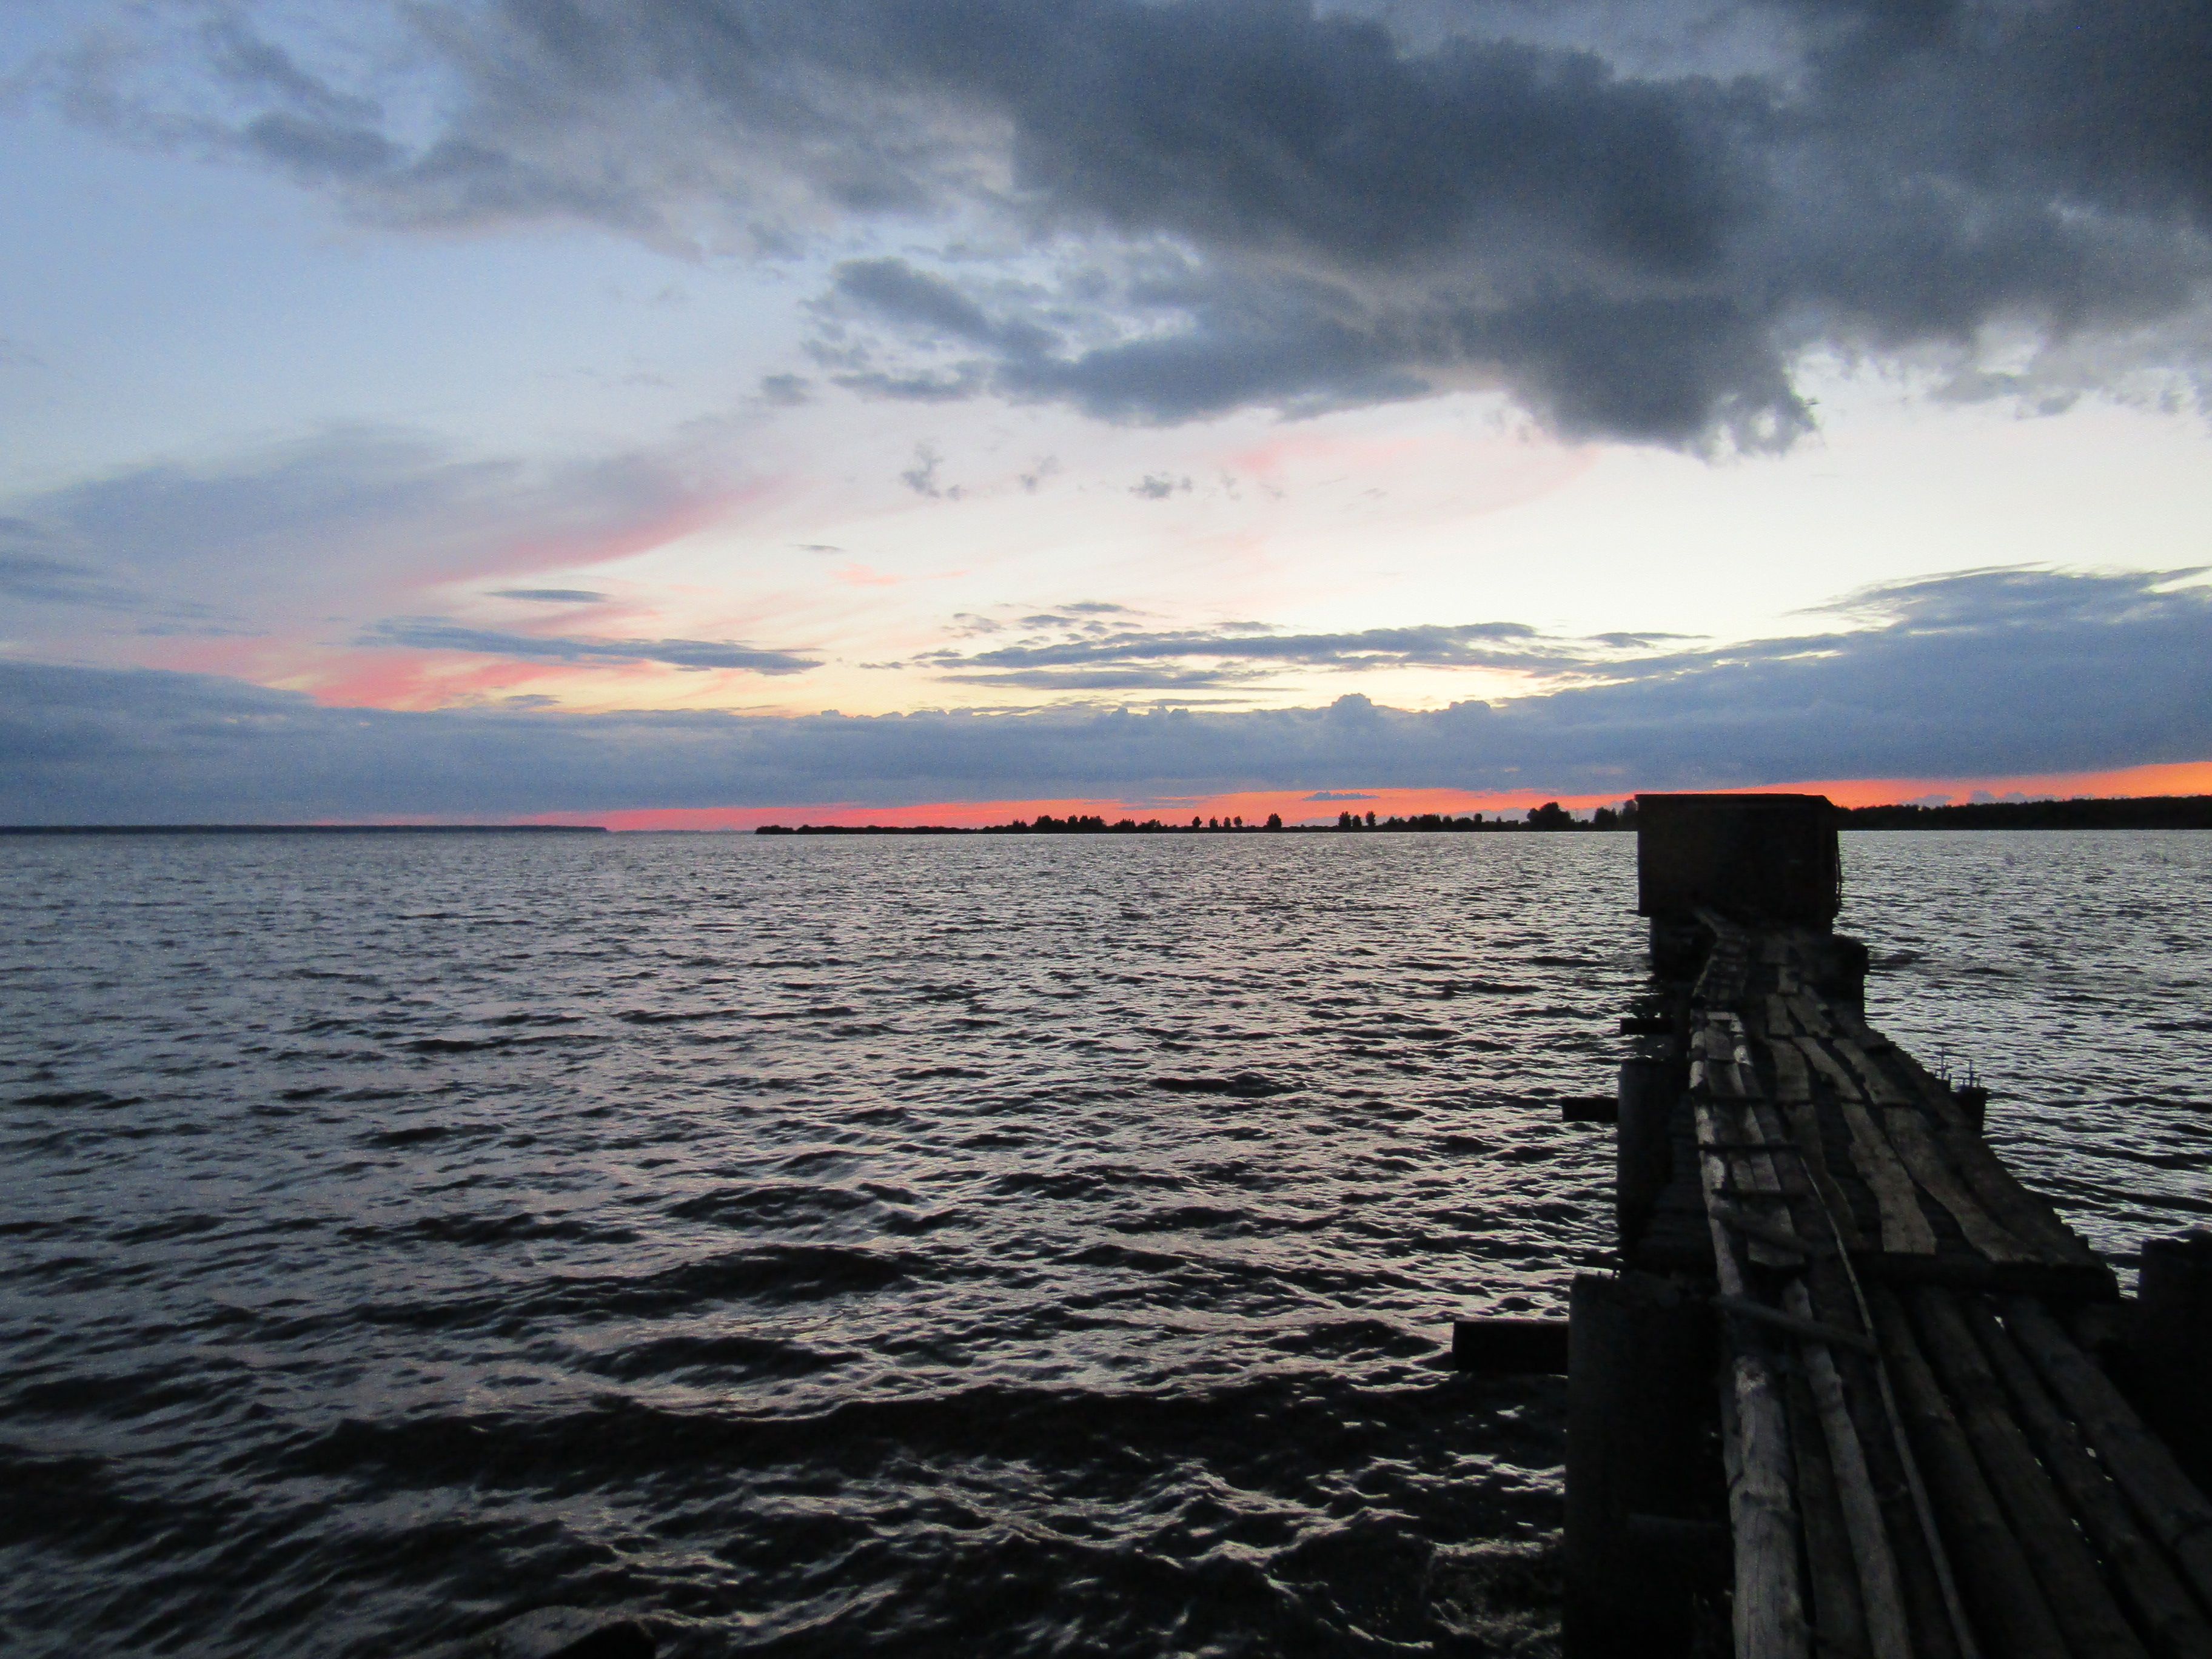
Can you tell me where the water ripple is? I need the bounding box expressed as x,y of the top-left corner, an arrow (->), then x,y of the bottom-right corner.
1,829 -> 2205,1655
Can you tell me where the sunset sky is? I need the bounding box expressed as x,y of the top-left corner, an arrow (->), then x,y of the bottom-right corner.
4,1 -> 2210,823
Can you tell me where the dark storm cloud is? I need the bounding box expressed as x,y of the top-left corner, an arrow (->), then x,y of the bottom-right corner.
41,0 -> 2212,447
363,620 -> 819,674
8,569 -> 2203,820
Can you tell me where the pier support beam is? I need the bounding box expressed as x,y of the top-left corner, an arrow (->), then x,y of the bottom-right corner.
2133,1231 -> 2212,1494
1616,1048 -> 1681,1255
1564,1272 -> 1720,1659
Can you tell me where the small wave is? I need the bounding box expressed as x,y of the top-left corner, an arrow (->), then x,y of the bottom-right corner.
1108,1205 -> 1251,1235
1153,1073 -> 1292,1098
110,1213 -> 227,1244
360,1124 -> 457,1148
10,1088 -> 142,1109
410,1213 -> 618,1245
668,1184 -> 879,1228
578,1330 -> 858,1383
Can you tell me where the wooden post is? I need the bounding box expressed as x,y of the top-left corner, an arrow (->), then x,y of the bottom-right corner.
1617,1048 -> 1681,1254
2133,1232 -> 2212,1496
1565,1273 -> 1719,1658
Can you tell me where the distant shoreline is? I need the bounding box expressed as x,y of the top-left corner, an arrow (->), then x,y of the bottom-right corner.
1837,794 -> 2212,830
759,794 -> 2212,834
5,793 -> 2207,836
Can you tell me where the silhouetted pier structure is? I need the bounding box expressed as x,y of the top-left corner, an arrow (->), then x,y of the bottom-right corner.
1535,793 -> 2212,1659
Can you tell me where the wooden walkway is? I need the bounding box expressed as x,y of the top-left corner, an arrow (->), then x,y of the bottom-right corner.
1636,913 -> 2212,1659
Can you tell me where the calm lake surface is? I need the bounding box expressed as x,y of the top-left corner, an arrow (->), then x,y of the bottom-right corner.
2,830 -> 2206,1656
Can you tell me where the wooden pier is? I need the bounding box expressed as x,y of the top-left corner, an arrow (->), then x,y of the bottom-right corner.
1553,794 -> 2212,1659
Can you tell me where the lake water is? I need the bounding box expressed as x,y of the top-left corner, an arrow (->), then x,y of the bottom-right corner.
2,830 -> 2205,1656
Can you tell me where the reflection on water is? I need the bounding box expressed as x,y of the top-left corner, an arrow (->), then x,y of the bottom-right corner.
1,830 -> 2203,1654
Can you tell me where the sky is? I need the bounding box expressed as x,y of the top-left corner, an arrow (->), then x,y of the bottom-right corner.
2,0 -> 2210,825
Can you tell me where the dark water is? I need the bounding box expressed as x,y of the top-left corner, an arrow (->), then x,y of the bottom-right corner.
1,831 -> 2205,1656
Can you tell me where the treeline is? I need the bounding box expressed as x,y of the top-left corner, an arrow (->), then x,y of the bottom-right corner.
1841,794 -> 2212,830
756,801 -> 1640,834
1326,801 -> 1637,831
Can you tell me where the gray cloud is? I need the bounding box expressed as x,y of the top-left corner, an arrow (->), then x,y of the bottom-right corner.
832,258 -> 1054,357
0,542 -> 141,611
364,620 -> 819,674
7,568 -> 2203,820
491,588 -> 610,603
0,426 -> 712,635
920,618 -> 1576,688
38,0 -> 2212,447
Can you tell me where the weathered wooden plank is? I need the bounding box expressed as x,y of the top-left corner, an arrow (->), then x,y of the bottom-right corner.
1718,1294 -> 1877,1353
1783,1280 -> 1911,1659
1785,1366 -> 1873,1659
1788,991 -> 1834,1037
2003,1296 -> 2212,1610
1802,1269 -> 1967,1659
1795,1034 -> 1862,1101
1883,1108 -> 2035,1264
1700,1119 -> 1810,1659
1880,1051 -> 2109,1273
1800,1042 -> 1937,1254
1766,991 -> 1797,1039
1833,1036 -> 1912,1108
1909,1287 -> 2150,1659
1729,1352 -> 1812,1659
1966,1298 -> 2212,1659
1871,1289 -> 2070,1659
1769,1037 -> 1812,1104
1698,1098 -> 1801,1267
1777,1099 -> 1866,1250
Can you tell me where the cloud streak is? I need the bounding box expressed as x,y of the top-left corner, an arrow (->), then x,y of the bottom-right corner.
918,619 -> 1582,689
362,620 -> 820,675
